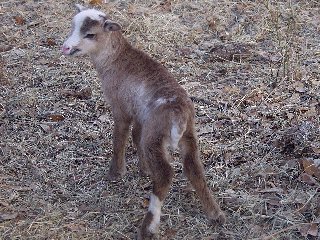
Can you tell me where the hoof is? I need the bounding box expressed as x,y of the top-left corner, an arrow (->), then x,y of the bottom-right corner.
138,210 -> 160,240
138,161 -> 151,177
208,210 -> 226,226
139,168 -> 151,178
136,229 -> 156,240
106,169 -> 126,181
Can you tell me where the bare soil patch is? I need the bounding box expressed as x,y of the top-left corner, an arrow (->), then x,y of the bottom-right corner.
1,0 -> 319,239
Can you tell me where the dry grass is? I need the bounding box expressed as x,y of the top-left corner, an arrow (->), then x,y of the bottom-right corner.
1,0 -> 319,239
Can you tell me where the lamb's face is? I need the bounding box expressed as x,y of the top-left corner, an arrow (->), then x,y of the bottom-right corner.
62,6 -> 121,56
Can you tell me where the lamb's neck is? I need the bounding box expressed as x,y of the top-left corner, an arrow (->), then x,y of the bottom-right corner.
90,32 -> 129,75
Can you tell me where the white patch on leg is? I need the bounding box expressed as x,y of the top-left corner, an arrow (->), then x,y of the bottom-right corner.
148,194 -> 162,233
170,121 -> 184,150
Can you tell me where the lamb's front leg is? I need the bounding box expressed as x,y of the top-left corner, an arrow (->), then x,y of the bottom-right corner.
107,115 -> 131,180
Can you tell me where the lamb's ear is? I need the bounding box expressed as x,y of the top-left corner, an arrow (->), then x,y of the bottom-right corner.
103,20 -> 121,31
75,4 -> 87,12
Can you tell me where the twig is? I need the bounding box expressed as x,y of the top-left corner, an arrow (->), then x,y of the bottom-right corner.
251,223 -> 311,240
115,229 -> 131,239
292,188 -> 319,214
190,96 -> 213,106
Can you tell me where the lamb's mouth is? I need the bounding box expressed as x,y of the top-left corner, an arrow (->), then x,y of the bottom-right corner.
70,48 -> 81,55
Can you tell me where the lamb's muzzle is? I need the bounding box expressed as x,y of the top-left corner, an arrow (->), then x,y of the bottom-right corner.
61,45 -> 80,55
62,4 -> 226,239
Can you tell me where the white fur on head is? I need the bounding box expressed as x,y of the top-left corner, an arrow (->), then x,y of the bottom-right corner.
62,7 -> 107,56
74,8 -> 107,22
75,4 -> 87,12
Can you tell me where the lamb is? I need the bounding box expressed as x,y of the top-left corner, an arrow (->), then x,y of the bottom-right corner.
62,4 -> 225,239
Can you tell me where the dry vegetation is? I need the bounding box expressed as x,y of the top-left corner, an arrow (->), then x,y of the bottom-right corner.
1,0 -> 320,239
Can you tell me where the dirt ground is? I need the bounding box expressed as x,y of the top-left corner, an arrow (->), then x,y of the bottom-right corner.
1,0 -> 319,239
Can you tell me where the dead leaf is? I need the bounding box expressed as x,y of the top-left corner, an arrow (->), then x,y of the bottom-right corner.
298,224 -> 309,237
303,106 -> 317,118
286,112 -> 294,120
266,198 -> 281,206
207,16 -> 220,31
301,158 -> 320,179
177,47 -> 192,57
14,16 -> 25,25
27,21 -> 41,28
299,223 -> 319,237
224,151 -> 232,163
77,87 -> 92,99
98,114 -> 108,123
307,223 -> 319,236
47,114 -> 65,122
163,228 -> 177,239
311,143 -> 320,154
39,123 -> 51,132
0,44 -> 13,53
255,50 -> 282,62
223,86 -> 240,95
290,93 -> 300,103
127,4 -> 150,16
62,87 -> 92,100
65,222 -> 86,232
0,200 -> 10,208
224,196 -> 245,207
210,42 -> 253,61
286,159 -> 299,168
311,79 -> 320,86
159,0 -> 172,12
259,166 -> 277,176
89,0 -> 102,5
0,213 -> 18,223
46,38 -> 56,46
142,198 -> 149,208
294,82 -> 306,93
299,173 -> 318,186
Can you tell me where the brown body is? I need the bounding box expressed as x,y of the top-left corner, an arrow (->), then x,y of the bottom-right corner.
62,6 -> 225,239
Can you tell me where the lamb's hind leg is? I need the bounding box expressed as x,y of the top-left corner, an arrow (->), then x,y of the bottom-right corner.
179,125 -> 226,225
132,122 -> 150,176
138,138 -> 174,239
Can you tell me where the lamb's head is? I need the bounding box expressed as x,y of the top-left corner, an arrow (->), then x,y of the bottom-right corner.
62,4 -> 121,56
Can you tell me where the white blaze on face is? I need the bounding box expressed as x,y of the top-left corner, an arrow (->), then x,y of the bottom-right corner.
62,9 -> 106,55
148,194 -> 162,233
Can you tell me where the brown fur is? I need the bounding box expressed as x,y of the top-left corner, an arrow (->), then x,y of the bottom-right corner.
64,11 -> 226,239
80,17 -> 99,35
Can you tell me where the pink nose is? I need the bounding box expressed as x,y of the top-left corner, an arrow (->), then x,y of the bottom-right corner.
61,45 -> 70,54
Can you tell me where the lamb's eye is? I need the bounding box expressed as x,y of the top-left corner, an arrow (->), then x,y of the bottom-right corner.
85,33 -> 96,39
